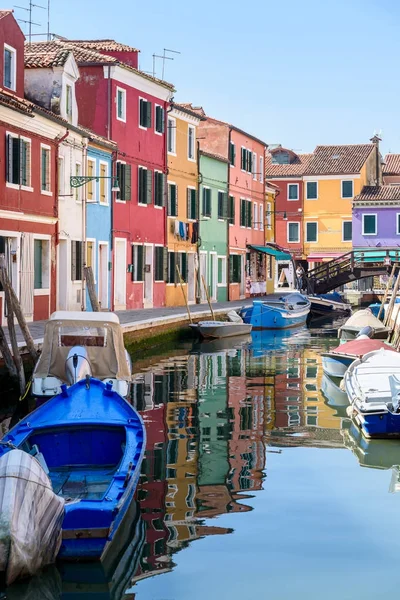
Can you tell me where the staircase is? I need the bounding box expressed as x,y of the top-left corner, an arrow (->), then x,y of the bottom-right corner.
305,250 -> 395,294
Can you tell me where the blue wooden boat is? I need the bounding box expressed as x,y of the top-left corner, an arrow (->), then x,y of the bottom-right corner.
308,292 -> 351,317
0,377 -> 146,562
240,293 -> 310,330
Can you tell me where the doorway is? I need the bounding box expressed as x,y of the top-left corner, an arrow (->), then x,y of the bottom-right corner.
144,244 -> 153,308
200,252 -> 207,302
58,239 -> 68,310
98,243 -> 109,309
187,253 -> 195,303
114,238 -> 126,310
210,252 -> 217,301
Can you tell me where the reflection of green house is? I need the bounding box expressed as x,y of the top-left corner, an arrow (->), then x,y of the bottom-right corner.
197,353 -> 230,487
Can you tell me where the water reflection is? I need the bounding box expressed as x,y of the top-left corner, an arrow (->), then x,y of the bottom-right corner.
3,324 -> 400,599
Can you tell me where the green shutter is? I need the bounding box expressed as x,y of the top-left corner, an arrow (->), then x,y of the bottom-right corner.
21,140 -> 28,186
135,245 -> 144,281
140,100 -> 145,127
222,192 -> 228,219
146,101 -> 152,128
229,255 -> 234,282
191,189 -> 197,219
125,164 -> 131,201
229,195 -> 235,225
163,246 -> 168,281
241,148 -> 245,170
181,253 -> 188,282
146,169 -> 153,204
34,240 -> 43,289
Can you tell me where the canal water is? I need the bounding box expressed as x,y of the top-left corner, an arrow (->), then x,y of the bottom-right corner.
3,317 -> 400,599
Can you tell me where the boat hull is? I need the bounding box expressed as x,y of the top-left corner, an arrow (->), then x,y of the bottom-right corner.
350,406 -> 400,439
241,294 -> 310,330
321,374 -> 349,407
309,295 -> 351,317
321,353 -> 354,378
339,326 -> 389,341
197,321 -> 252,339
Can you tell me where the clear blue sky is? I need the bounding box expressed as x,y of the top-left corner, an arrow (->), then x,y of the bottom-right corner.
16,0 -> 399,154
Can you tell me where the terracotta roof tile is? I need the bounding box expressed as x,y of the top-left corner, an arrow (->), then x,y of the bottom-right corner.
305,144 -> 374,175
0,88 -> 33,114
200,149 -> 229,164
354,185 -> 400,202
0,9 -> 13,20
66,39 -> 139,53
172,102 -> 205,120
24,46 -> 73,68
265,152 -> 312,177
383,154 -> 400,175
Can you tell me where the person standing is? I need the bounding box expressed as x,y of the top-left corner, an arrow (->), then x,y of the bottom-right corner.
296,265 -> 304,291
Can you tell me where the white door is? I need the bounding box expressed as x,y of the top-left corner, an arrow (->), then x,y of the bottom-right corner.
143,244 -> 153,308
114,238 -> 126,310
200,252 -> 207,302
210,252 -> 217,301
98,243 -> 108,309
58,239 -> 68,310
187,253 -> 195,303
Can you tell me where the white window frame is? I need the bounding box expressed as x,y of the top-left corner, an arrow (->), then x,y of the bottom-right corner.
40,143 -> 52,195
259,155 -> 263,183
253,202 -> 258,229
167,180 -> 178,218
341,179 -> 354,199
4,44 -> 16,91
306,181 -> 318,200
342,220 -> 352,242
259,204 -> 264,231
241,146 -> 246,172
74,161 -> 82,203
138,96 -> 149,130
287,221 -> 300,243
33,234 -> 51,294
6,132 -> 32,191
266,202 -> 272,229
187,185 -> 197,221
154,104 -> 163,136
188,124 -> 195,161
138,165 -> 148,206
85,237 -> 96,283
252,152 -> 257,180
306,221 -> 318,243
167,116 -> 176,155
116,86 -> 126,122
99,160 -> 109,205
217,255 -> 227,287
86,157 -> 96,203
58,155 -> 65,197
287,183 -> 299,201
362,213 -> 377,236
154,169 -> 164,209
65,83 -> 73,121
115,160 -> 126,204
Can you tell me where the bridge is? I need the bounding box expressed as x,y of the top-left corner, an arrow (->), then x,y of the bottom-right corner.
305,250 -> 399,294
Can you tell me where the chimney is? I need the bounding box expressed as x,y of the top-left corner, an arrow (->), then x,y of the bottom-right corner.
370,134 -> 382,187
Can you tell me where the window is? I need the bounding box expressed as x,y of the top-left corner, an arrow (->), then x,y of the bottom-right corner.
229,255 -> 242,283
34,239 -> 49,289
154,171 -> 165,207
41,146 -> 51,193
131,245 -> 144,281
288,183 -> 299,200
74,162 -> 82,202
6,135 -> 31,187
306,181 -> 318,199
266,202 -> 272,229
167,252 -> 188,283
259,155 -> 263,183
168,183 -> 177,216
167,117 -> 176,153
241,148 -> 252,173
138,166 -> 152,204
228,195 -> 235,225
343,221 -> 352,241
188,125 -> 195,160
362,214 -> 377,235
116,162 -> 132,201
4,45 -> 16,90
271,150 -> 289,164
252,152 -> 257,180
259,205 -> 264,231
288,222 -> 300,243
58,156 -> 65,197
253,203 -> 258,229
86,240 -> 94,269
71,240 -> 83,281
187,188 -> 197,220
155,105 -> 164,134
154,246 -> 167,281
116,87 -> 126,121
342,180 -> 353,199
218,191 -> 227,219
66,84 -> 72,121
229,141 -> 236,166
306,222 -> 318,242
397,214 -> 400,235
86,158 -> 96,202
99,162 -> 109,204
218,256 -> 226,285
240,199 -> 252,227
139,98 -> 151,128
202,187 -> 211,217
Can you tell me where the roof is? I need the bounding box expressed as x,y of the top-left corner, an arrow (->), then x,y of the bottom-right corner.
383,154 -> 400,175
172,102 -> 206,121
353,185 -> 400,202
200,149 -> 229,164
24,40 -> 174,90
0,9 -> 12,20
25,46 -> 73,68
0,88 -> 33,115
49,311 -> 121,324
265,153 -> 313,177
305,144 -> 374,175
66,39 -> 139,53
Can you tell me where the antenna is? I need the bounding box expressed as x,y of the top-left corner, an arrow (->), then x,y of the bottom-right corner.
152,53 -> 173,79
162,48 -> 181,80
14,0 -> 49,43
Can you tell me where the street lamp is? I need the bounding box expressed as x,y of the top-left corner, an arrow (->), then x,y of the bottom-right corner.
70,175 -> 120,193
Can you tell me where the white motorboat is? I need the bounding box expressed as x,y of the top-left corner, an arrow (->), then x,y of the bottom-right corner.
0,449 -> 64,585
338,308 -> 390,341
322,337 -> 396,379
321,373 -> 349,407
31,311 -> 132,399
344,349 -> 400,438
192,310 -> 252,339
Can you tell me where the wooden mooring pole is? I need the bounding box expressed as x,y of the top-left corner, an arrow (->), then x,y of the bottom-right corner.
176,265 -> 192,324
378,263 -> 396,321
84,266 -> 100,312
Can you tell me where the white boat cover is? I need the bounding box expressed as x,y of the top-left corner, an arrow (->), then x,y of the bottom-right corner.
342,308 -> 385,331
0,450 -> 65,585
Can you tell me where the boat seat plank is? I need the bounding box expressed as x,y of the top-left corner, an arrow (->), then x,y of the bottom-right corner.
49,465 -> 116,501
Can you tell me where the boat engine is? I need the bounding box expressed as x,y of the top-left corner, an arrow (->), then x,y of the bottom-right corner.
65,346 -> 92,385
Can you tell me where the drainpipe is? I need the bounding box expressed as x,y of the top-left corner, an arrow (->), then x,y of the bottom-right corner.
227,128 -> 232,300
81,137 -> 89,311
196,138 -> 201,303
166,98 -> 173,299
54,129 -> 69,247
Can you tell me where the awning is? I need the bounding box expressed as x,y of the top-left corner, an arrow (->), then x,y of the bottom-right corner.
248,245 -> 292,261
307,253 -> 343,261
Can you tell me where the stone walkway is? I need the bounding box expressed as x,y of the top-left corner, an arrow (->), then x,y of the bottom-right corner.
3,294 -> 280,349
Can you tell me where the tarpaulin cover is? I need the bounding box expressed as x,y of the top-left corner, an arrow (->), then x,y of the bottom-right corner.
0,450 -> 65,585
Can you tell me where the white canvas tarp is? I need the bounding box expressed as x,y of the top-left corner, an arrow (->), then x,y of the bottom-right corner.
0,450 -> 65,585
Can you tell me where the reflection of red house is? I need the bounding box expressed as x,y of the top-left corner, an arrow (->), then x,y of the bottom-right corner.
273,353 -> 304,428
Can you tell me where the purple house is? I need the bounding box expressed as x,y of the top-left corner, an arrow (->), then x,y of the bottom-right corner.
353,185 -> 400,257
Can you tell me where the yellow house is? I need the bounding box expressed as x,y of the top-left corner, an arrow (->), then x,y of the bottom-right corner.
303,139 -> 382,267
166,104 -> 203,306
264,181 -> 278,294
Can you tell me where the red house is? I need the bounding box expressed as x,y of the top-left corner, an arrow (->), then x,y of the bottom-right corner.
265,147 -> 312,279
26,39 -> 174,310
0,11 -> 61,324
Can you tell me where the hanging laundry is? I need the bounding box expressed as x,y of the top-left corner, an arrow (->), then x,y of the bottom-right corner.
175,220 -> 180,237
191,222 -> 199,244
186,223 -> 190,241
179,221 -> 186,239
188,222 -> 193,242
